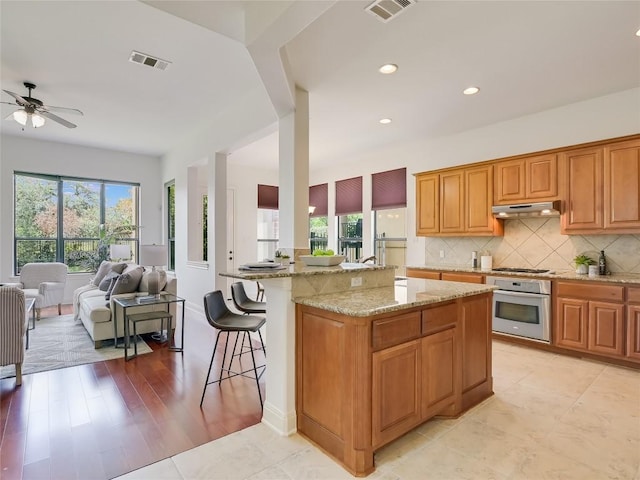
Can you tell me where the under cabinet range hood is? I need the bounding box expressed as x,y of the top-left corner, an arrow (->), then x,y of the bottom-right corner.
492,201 -> 561,218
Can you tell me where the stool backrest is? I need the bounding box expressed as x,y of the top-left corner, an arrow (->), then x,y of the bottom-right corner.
203,290 -> 231,328
231,282 -> 250,306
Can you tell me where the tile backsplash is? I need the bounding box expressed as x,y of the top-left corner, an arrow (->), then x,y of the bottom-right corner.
424,217 -> 640,274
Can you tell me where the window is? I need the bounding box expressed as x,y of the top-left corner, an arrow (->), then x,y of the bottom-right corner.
309,183 -> 328,253
257,184 -> 279,260
372,168 -> 407,275
336,177 -> 363,261
14,172 -> 139,274
166,181 -> 176,270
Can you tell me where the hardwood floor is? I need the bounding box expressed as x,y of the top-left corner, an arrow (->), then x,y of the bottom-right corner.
0,304 -> 265,480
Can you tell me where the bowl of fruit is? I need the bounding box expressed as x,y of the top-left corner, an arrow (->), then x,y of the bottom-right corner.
299,250 -> 346,266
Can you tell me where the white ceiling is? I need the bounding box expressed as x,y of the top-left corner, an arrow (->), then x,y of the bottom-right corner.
1,1 -> 639,168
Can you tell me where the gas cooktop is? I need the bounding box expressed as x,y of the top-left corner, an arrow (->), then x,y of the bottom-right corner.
491,267 -> 552,274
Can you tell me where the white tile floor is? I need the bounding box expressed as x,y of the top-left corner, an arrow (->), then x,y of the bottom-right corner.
117,341 -> 640,480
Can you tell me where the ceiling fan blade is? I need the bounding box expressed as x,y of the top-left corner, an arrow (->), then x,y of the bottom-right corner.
38,110 -> 77,128
42,105 -> 84,116
2,89 -> 29,106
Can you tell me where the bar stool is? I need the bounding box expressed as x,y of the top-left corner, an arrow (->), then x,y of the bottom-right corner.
200,290 -> 266,408
230,282 -> 267,366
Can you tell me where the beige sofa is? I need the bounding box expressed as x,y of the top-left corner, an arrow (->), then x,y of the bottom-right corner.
73,262 -> 177,348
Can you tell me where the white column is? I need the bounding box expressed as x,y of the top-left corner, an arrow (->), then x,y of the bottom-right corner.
260,277 -> 296,435
278,87 -> 310,256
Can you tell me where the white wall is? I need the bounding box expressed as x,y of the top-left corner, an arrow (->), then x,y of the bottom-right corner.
0,135 -> 163,302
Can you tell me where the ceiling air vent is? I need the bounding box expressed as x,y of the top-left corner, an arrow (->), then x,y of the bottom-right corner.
129,51 -> 171,71
365,0 -> 416,22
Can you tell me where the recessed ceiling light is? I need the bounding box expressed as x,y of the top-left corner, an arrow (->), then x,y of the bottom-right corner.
379,64 -> 398,74
463,86 -> 480,95
379,118 -> 392,124
636,28 -> 640,36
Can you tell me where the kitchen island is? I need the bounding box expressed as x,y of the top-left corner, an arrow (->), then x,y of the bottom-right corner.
295,279 -> 495,476
221,266 -> 496,476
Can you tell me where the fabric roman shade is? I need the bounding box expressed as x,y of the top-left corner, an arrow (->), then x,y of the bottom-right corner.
309,183 -> 328,217
335,176 -> 363,215
257,184 -> 278,210
372,167 -> 406,210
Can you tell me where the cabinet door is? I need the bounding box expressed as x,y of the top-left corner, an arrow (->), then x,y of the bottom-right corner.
465,165 -> 495,233
416,173 -> 439,235
421,327 -> 458,419
554,297 -> 588,351
494,159 -> 525,204
627,305 -> 640,361
604,138 -> 640,231
406,268 -> 441,280
372,340 -> 421,448
561,147 -> 604,233
526,153 -> 558,199
587,301 -> 624,357
440,170 -> 464,233
460,294 -> 492,409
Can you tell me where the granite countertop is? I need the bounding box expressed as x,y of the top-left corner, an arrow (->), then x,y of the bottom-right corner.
220,262 -> 394,280
407,265 -> 640,285
294,278 -> 496,317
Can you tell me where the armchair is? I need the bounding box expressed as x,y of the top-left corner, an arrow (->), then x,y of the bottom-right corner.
18,262 -> 68,320
0,286 -> 27,385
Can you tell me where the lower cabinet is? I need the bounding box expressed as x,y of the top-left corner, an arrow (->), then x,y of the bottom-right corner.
372,340 -> 421,447
421,326 -> 458,419
627,305 -> 640,361
296,292 -> 493,477
554,281 -> 627,360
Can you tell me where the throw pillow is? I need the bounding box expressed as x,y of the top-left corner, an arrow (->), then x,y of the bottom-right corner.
110,265 -> 144,296
99,271 -> 121,291
91,261 -> 128,286
139,269 -> 168,293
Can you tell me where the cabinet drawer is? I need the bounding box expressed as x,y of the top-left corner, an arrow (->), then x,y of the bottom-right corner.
556,282 -> 624,302
406,269 -> 441,280
422,301 -> 458,335
441,272 -> 484,284
628,287 -> 640,303
372,311 -> 421,351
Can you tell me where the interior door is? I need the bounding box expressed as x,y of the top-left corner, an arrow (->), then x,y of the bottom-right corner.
226,188 -> 236,296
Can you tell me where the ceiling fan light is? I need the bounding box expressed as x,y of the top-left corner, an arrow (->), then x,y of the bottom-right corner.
31,113 -> 45,128
13,109 -> 28,126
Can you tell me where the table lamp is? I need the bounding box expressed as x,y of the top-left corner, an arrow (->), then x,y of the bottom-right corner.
139,244 -> 167,296
109,244 -> 131,262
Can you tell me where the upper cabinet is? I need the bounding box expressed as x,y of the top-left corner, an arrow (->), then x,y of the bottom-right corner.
494,153 -> 558,205
604,138 -> 640,231
561,138 -> 640,234
416,165 -> 503,237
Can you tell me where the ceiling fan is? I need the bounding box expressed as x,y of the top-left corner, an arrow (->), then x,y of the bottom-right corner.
1,82 -> 83,129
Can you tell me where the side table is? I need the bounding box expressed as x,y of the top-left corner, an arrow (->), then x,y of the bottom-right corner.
112,293 -> 186,361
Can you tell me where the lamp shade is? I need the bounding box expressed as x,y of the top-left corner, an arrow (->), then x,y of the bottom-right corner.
109,244 -> 131,261
139,244 -> 167,267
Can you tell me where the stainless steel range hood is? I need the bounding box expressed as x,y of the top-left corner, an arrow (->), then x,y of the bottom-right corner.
492,200 -> 561,218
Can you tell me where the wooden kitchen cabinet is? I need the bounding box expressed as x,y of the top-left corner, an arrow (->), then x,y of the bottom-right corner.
494,153 -> 558,204
562,137 -> 640,234
560,146 -> 604,233
415,165 -> 502,237
588,301 -> 625,356
626,287 -> 640,361
460,293 -> 492,410
416,173 -> 439,235
440,170 -> 464,233
604,138 -> 640,231
554,281 -> 626,360
372,340 -> 421,447
421,327 -> 457,419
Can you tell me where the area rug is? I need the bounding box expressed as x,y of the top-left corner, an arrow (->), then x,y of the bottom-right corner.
0,314 -> 153,379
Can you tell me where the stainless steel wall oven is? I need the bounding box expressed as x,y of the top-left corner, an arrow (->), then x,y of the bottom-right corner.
486,276 -> 551,343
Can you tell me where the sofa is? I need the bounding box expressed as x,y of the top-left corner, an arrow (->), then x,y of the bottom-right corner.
73,261 -> 177,348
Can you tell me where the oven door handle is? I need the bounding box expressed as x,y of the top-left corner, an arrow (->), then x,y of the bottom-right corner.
493,289 -> 548,299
